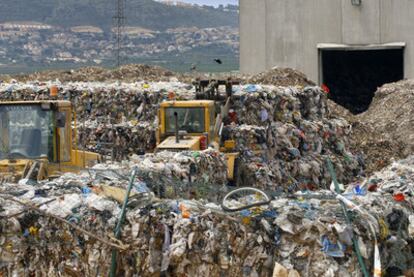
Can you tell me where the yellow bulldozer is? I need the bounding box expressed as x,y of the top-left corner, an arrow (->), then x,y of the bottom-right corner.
156,79 -> 240,182
0,100 -> 100,182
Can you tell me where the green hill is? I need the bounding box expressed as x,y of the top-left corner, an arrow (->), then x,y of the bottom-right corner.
0,0 -> 238,31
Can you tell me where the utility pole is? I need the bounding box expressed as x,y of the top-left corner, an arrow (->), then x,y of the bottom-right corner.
113,0 -> 126,67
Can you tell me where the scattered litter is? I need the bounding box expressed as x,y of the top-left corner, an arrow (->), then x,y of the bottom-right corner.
0,66 -> 413,276
0,156 -> 413,276
349,79 -> 414,174
245,67 -> 316,87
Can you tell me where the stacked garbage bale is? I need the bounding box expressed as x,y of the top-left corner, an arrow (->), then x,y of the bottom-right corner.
0,81 -> 362,186
127,149 -> 228,201
231,85 -> 327,124
0,81 -> 194,159
1,156 -> 413,276
227,85 -> 361,191
80,149 -> 228,201
0,81 -> 194,120
78,120 -> 157,159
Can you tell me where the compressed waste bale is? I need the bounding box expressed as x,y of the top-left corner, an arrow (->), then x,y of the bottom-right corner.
0,80 -> 195,160
230,85 -> 328,126
92,149 -> 229,201
129,149 -> 228,201
1,156 -> 414,276
0,81 -> 195,122
78,120 -> 157,159
226,125 -> 267,152
227,91 -> 360,190
222,84 -> 359,190
0,80 -> 360,190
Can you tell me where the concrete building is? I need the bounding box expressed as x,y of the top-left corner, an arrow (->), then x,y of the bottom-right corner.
240,0 -> 414,112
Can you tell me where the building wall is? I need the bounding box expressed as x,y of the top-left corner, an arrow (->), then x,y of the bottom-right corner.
239,0 -> 266,74
240,0 -> 414,82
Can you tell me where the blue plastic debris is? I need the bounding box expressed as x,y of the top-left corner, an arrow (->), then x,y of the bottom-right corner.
245,84 -> 258,93
134,181 -> 150,193
23,229 -> 30,237
273,228 -> 281,245
81,187 -> 91,195
321,236 -> 346,257
240,209 -> 252,217
288,148 -> 301,158
353,185 -> 367,196
262,209 -> 278,218
260,109 -> 269,122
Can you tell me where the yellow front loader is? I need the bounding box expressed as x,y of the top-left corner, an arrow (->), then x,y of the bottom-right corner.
0,100 -> 100,182
156,99 -> 239,182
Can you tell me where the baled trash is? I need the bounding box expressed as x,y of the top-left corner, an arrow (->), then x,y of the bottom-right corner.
1,156 -> 413,276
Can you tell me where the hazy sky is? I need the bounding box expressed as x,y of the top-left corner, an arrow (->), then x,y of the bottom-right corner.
178,0 -> 238,6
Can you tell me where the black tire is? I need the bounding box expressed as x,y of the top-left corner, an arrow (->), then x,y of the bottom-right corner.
221,187 -> 270,212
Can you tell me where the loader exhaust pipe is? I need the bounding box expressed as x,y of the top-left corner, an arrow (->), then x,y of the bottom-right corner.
174,112 -> 179,143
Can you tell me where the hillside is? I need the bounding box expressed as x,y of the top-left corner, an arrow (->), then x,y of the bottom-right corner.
0,0 -> 238,31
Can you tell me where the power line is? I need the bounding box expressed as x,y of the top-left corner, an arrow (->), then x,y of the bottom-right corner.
113,0 -> 126,67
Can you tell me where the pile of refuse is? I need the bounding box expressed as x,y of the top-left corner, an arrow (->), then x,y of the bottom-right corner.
244,67 -> 316,87
1,155 -> 413,276
78,120 -> 157,158
0,81 -> 362,186
349,79 -> 414,174
120,149 -> 228,201
2,65 -> 414,275
231,85 -> 328,124
0,80 -> 195,158
0,81 -> 195,121
227,85 -> 362,191
2,64 -> 179,83
327,99 -> 354,122
1,65 -> 319,88
0,77 -> 361,187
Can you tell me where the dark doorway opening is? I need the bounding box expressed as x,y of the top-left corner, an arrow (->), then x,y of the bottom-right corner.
321,48 -> 404,114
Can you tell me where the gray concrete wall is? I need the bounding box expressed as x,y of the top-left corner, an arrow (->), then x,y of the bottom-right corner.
341,0 -> 380,44
240,0 -> 414,81
380,0 -> 414,79
239,0 -> 266,74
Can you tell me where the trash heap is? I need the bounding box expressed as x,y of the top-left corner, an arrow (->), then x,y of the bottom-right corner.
0,81 -> 195,121
78,120 -> 157,159
3,64 -> 178,83
350,79 -> 414,174
227,85 -> 362,191
1,156 -> 413,276
0,80 -> 362,185
231,85 -> 328,125
0,81 -> 194,158
244,67 -> 316,87
93,149 -> 228,201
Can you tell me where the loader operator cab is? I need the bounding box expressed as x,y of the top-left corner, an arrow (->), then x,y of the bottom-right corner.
0,101 -> 100,181
156,101 -> 216,151
0,102 -> 70,161
165,107 -> 206,134
156,99 -> 239,181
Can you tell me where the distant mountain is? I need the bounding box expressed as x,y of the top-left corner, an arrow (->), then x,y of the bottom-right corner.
0,0 -> 238,31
